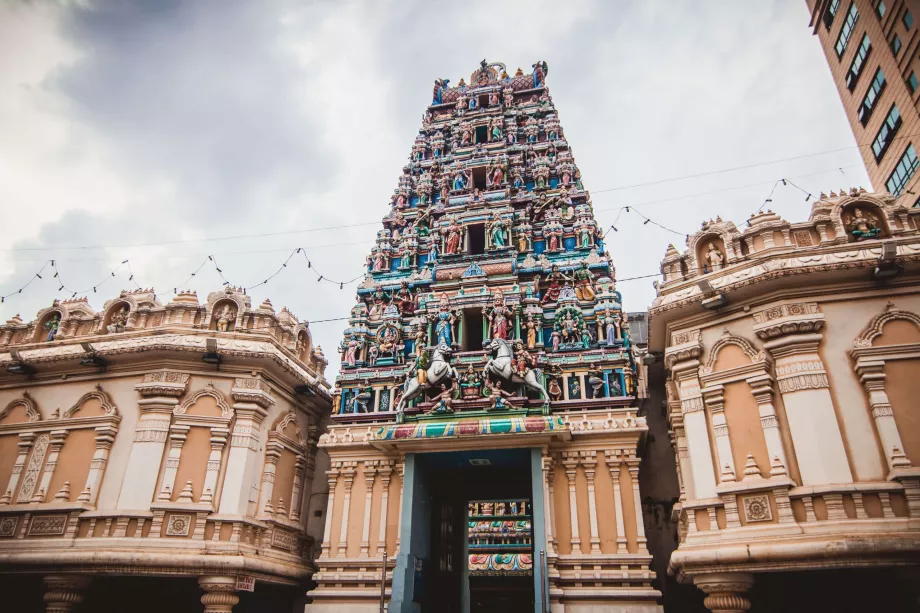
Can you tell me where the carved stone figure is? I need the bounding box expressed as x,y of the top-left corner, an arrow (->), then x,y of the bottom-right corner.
706,243 -> 724,272
395,281 -> 415,315
429,293 -> 456,347
541,265 -> 572,305
485,379 -> 513,411
483,291 -> 512,340
488,213 -> 508,249
107,306 -> 128,333
44,313 -> 61,342
587,363 -> 605,398
846,207 -> 882,240
215,305 -> 235,332
524,315 -> 538,349
573,261 -> 596,301
461,364 -> 483,399
343,335 -> 359,367
430,384 -> 454,415
443,216 -> 463,255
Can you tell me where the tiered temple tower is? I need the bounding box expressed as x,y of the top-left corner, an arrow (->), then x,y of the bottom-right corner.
314,61 -> 661,613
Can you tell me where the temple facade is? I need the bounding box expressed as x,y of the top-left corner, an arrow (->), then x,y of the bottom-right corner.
0,287 -> 332,612
650,189 -> 920,611
312,61 -> 660,613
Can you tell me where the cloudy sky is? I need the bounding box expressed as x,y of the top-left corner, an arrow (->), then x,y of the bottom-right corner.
0,0 -> 870,377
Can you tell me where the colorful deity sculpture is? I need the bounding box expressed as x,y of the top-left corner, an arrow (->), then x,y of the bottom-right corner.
44,312 -> 61,341
431,131 -> 445,158
488,90 -> 500,107
587,363 -> 605,398
532,61 -> 548,87
533,154 -> 550,189
486,379 -> 513,411
516,221 -> 533,253
573,261 -> 596,301
483,291 -> 513,340
525,117 -> 539,143
489,116 -> 503,142
430,384 -> 455,415
395,281 -> 415,315
461,364 -> 484,399
541,265 -> 572,305
488,213 -> 508,249
503,86 -> 514,108
460,121 -> 473,147
513,340 -> 534,376
429,293 -> 456,347
342,334 -> 360,367
847,207 -> 882,240
452,167 -> 470,191
442,216 -> 463,254
524,314 -> 538,349
432,78 -> 450,104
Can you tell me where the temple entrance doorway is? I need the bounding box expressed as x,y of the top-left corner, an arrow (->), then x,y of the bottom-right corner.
399,448 -> 543,613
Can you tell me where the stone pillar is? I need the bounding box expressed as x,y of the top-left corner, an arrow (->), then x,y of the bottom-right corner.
673,426 -> 694,500
336,461 -> 358,557
854,359 -> 911,472
257,442 -> 281,515
604,449 -> 627,554
540,451 -> 556,557
746,375 -> 789,473
702,385 -> 736,482
35,430 -> 68,502
43,575 -> 92,613
672,360 -> 718,498
198,576 -> 239,613
395,460 -> 405,552
627,458 -> 649,554
290,455 -> 306,522
319,461 -> 340,559
360,460 -> 378,557
579,450 -> 601,554
765,333 -> 852,485
157,427 -> 188,500
82,425 -> 116,505
377,460 -> 394,557
202,427 -> 229,504
561,451 -> 581,552
694,572 -> 754,613
1,432 -> 34,502
218,379 -> 272,515
119,371 -> 189,509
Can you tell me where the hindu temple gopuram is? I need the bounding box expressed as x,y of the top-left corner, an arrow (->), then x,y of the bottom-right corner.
313,60 -> 658,613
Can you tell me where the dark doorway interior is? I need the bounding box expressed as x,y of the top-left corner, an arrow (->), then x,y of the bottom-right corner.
462,308 -> 484,350
468,223 -> 486,255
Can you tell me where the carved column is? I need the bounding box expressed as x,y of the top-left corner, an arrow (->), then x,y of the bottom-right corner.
377,460 -> 394,557
671,357 -> 717,499
257,442 -> 282,515
198,576 -> 239,613
540,451 -> 556,557
119,372 -> 189,509
627,457 -> 648,554
561,451 -> 581,552
360,460 -> 378,557
202,428 -> 229,504
34,430 -> 68,502
854,359 -> 911,472
43,575 -> 92,613
673,425 -> 694,500
746,375 -> 789,473
604,449 -> 627,554
218,378 -> 272,515
82,425 -> 117,505
395,459 -> 405,552
701,386 -> 736,482
1,432 -> 34,503
289,454 -> 306,522
319,461 -> 340,559
579,450 -> 601,554
694,572 -> 754,613
336,461 -> 358,557
764,333 -> 852,485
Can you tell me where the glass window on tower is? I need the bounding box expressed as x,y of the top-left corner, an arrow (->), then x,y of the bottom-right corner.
876,1 -> 887,19
824,0 -> 841,29
891,34 -> 902,55
836,2 -> 860,58
859,68 -> 886,126
886,144 -> 920,196
904,9 -> 914,29
846,34 -> 872,91
872,104 -> 902,161
909,72 -> 919,93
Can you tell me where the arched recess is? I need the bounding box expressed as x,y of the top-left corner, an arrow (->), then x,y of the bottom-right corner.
700,331 -> 789,484
851,303 -> 920,469
101,300 -> 132,334
207,298 -> 244,332
695,235 -> 728,275
256,410 -> 309,522
32,308 -> 65,343
0,386 -> 119,506
156,385 -> 233,506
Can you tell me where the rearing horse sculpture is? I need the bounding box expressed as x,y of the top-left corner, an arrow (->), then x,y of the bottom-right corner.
396,345 -> 459,415
482,338 -> 549,405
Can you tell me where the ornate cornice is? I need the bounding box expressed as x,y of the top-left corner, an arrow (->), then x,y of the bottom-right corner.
135,370 -> 190,398
752,302 -> 825,340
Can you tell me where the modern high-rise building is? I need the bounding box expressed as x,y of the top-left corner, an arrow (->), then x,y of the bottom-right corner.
807,0 -> 920,201
313,60 -> 661,613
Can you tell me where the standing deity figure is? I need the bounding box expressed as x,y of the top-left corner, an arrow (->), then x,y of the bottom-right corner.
44,312 -> 61,342
577,220 -> 594,249
452,167 -> 470,191
532,61 -> 548,87
107,306 -> 129,333
706,243 -> 724,272
489,116 -> 503,142
513,340 -> 534,376
396,281 -> 415,315
488,213 -> 508,249
443,216 -> 463,254
603,307 -> 619,344
524,314 -> 538,349
215,305 -> 235,332
413,323 -> 428,356
367,344 -> 379,366
573,261 -> 596,301
373,249 -> 387,272
438,174 -> 450,203
551,329 -> 561,351
460,122 -> 473,146
516,224 -> 533,253
525,117 -> 539,143
431,131 -> 445,158
503,86 -> 514,108
488,159 -> 504,186
512,169 -> 525,188
342,334 -> 359,367
488,90 -> 500,107
547,376 -> 562,401
429,293 -> 456,347
483,291 -> 512,340
541,265 -> 572,305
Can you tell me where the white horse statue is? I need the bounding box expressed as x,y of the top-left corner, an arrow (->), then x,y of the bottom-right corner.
396,345 -> 459,414
482,338 -> 549,405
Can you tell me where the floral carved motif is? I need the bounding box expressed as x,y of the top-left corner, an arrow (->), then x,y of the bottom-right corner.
741,494 -> 772,522
0,517 -> 18,537
17,434 -> 49,503
165,514 -> 192,536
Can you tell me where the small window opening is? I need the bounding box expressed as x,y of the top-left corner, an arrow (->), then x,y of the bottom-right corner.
468,223 -> 486,255
461,308 -> 485,351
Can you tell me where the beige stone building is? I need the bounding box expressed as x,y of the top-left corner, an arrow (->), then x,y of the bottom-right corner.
649,188 -> 920,611
0,287 -> 332,612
